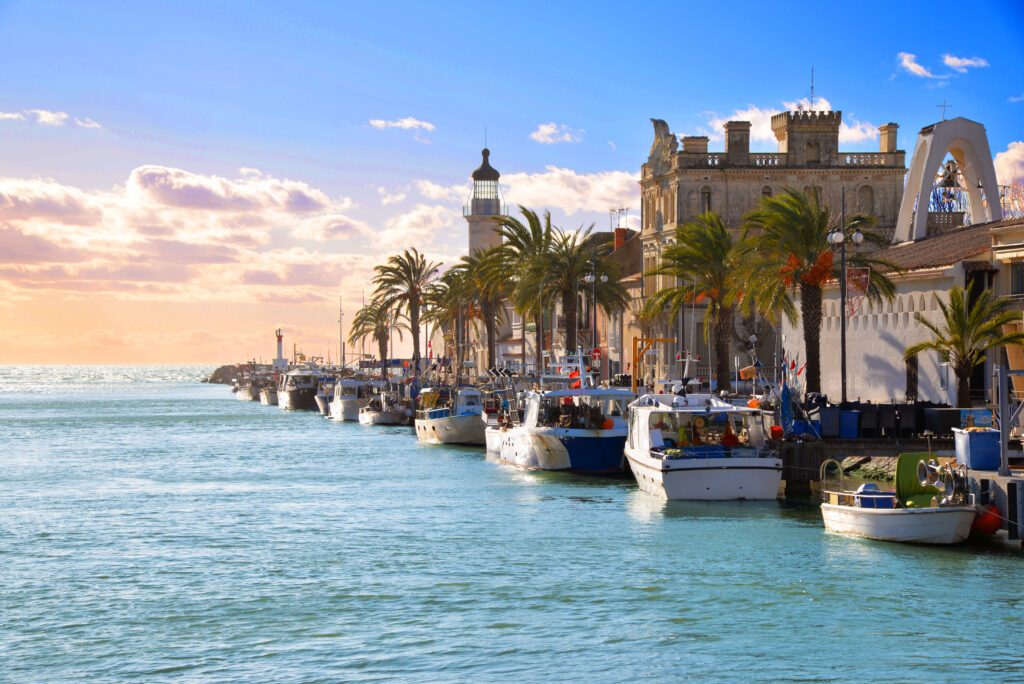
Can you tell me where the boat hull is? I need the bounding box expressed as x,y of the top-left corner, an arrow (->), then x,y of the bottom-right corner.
415,414 -> 486,445
359,410 -> 405,426
314,393 -> 331,416
498,427 -> 626,474
627,452 -> 782,500
330,397 -> 367,422
259,388 -> 278,406
236,385 -> 259,401
279,387 -> 318,411
485,426 -> 506,456
820,504 -> 976,544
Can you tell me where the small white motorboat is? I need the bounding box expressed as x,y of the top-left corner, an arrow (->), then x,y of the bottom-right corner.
277,368 -> 320,411
819,455 -> 976,545
414,386 -> 486,446
625,393 -> 782,500
259,385 -> 278,406
358,391 -> 406,426
329,378 -> 371,422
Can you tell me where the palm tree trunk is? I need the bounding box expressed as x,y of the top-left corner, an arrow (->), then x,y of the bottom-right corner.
800,282 -> 823,395
713,306 -> 734,392
956,367 -> 972,408
535,304 -> 544,373
378,335 -> 388,380
484,300 -> 496,370
563,291 -> 578,353
410,300 -> 421,375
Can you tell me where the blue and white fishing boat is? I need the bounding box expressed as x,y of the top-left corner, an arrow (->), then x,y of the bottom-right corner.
496,387 -> 635,474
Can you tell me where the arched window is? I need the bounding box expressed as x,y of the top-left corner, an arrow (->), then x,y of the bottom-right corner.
700,186 -> 712,214
761,186 -> 772,199
806,141 -> 821,165
858,185 -> 875,215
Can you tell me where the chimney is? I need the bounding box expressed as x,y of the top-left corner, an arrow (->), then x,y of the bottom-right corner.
724,121 -> 751,165
614,227 -> 628,250
879,123 -> 898,154
682,136 -> 709,154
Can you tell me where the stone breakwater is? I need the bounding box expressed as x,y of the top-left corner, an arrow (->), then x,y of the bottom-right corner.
204,364 -> 244,385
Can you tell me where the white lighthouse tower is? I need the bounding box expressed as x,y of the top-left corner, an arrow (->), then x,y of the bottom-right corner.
465,148 -> 503,253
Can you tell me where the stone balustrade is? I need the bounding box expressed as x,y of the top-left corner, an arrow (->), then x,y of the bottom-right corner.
840,153 -> 899,167
751,153 -> 784,167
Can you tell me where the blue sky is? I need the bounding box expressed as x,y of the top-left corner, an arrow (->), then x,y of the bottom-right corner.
0,0 -> 1022,361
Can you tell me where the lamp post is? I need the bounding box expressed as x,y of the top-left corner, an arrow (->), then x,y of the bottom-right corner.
583,264 -> 608,353
827,189 -> 864,404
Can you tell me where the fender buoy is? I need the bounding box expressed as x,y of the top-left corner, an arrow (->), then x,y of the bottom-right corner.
971,503 -> 1001,536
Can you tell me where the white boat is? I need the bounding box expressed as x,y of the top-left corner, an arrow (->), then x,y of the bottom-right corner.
358,391 -> 406,426
625,393 -> 782,500
414,387 -> 486,445
328,378 -> 371,422
259,386 -> 278,406
496,388 -> 635,474
314,375 -> 337,416
277,368 -> 319,411
819,455 -> 976,545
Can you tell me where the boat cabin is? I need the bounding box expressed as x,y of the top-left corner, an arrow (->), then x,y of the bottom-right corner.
523,389 -> 634,430
415,387 -> 483,419
628,394 -> 769,458
281,369 -> 318,391
333,377 -> 371,400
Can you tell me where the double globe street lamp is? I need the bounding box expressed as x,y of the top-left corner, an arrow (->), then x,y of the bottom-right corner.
583,269 -> 608,355
827,201 -> 864,405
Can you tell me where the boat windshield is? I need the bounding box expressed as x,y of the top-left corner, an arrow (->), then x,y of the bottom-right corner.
535,394 -> 627,429
648,410 -> 764,449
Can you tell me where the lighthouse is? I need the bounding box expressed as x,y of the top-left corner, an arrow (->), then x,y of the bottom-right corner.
465,148 -> 503,253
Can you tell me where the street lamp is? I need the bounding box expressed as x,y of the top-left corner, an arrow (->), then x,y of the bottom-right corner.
827,189 -> 864,405
584,269 -> 608,352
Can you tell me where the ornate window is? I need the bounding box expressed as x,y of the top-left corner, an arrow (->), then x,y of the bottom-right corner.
761,186 -> 772,199
700,186 -> 712,214
858,185 -> 875,215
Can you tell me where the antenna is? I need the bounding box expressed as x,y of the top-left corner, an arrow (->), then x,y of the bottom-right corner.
484,126 -> 487,148
810,66 -> 815,109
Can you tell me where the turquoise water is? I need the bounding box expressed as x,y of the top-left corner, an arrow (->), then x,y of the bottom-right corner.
2,366 -> 1023,682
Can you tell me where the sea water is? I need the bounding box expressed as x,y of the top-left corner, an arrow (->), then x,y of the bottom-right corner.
2,366 -> 1023,682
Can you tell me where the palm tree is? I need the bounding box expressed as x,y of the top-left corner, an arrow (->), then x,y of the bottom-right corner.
642,212 -> 743,391
495,207 -> 555,372
423,268 -> 469,380
905,286 -> 1024,407
742,187 -> 896,395
348,300 -> 407,378
372,248 -> 440,374
456,247 -> 508,370
543,227 -> 628,353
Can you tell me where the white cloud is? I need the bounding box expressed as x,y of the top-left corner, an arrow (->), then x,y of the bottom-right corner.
943,54 -> 989,73
368,116 -> 435,132
74,117 -> 102,129
703,96 -> 876,145
530,122 -> 584,144
995,141 -> 1024,184
607,140 -> 617,151
377,186 -> 407,206
1008,94 -> 1024,104
381,203 -> 459,244
0,111 -> 25,121
897,52 -> 937,78
25,109 -> 69,126
503,166 -> 637,215
291,213 -> 371,241
415,179 -> 464,202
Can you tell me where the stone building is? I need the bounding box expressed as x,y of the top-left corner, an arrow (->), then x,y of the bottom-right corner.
639,108 -> 908,382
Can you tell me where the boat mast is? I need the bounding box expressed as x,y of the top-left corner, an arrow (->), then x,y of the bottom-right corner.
338,294 -> 345,370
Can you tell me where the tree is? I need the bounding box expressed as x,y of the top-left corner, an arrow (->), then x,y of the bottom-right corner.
905,286 -> 1024,407
348,300 -> 407,379
423,268 -> 469,381
495,207 -> 555,372
742,187 -> 896,395
543,227 -> 628,353
642,212 -> 743,391
372,248 -> 440,374
454,248 -> 508,370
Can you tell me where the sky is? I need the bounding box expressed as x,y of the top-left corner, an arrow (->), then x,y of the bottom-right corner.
1,0 -> 1022,364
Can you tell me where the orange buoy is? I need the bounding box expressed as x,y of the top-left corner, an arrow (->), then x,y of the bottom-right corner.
971,503 -> 1001,536
601,418 -> 614,430
747,398 -> 760,409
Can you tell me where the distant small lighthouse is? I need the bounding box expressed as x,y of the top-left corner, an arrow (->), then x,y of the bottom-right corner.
465,148 -> 503,253
272,328 -> 287,371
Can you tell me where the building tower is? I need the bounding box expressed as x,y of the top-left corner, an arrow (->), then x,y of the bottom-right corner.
466,148 -> 503,253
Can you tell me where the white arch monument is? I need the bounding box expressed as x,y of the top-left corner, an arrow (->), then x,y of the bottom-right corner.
893,117 -> 1002,243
